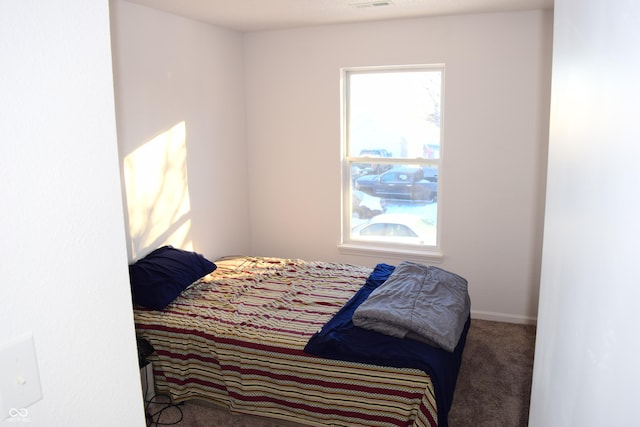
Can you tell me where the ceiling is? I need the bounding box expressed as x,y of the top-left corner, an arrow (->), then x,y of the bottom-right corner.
124,0 -> 554,33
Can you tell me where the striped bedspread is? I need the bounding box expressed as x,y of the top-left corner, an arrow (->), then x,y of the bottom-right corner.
134,256 -> 439,426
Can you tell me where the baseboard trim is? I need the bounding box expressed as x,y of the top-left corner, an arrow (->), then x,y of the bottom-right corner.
471,310 -> 537,325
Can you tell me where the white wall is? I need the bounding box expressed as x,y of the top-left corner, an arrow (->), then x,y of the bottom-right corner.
0,1 -> 144,425
111,0 -> 249,262
245,10 -> 553,323
529,0 -> 640,424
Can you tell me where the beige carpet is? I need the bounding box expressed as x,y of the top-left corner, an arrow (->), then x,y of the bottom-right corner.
145,319 -> 536,427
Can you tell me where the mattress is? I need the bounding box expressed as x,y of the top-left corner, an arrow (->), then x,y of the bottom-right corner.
134,256 -> 441,426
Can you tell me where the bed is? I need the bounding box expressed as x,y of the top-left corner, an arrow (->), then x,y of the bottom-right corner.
131,247 -> 470,427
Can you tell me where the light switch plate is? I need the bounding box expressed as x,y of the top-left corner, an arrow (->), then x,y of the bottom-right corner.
0,334 -> 42,421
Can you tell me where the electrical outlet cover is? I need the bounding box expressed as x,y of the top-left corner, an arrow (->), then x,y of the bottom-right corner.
0,334 -> 42,421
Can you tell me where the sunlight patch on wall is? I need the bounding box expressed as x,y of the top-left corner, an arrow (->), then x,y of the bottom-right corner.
124,121 -> 193,259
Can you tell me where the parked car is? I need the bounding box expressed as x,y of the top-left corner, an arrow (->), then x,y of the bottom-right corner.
422,166 -> 438,183
355,148 -> 393,175
351,213 -> 436,245
354,166 -> 438,201
352,190 -> 386,219
359,148 -> 392,158
351,164 -> 367,181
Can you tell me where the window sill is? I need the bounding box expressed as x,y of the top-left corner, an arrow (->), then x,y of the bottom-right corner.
338,243 -> 443,264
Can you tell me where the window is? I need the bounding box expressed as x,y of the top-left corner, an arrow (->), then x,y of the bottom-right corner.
341,66 -> 443,256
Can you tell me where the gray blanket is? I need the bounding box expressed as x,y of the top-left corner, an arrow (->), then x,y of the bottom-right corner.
352,261 -> 470,352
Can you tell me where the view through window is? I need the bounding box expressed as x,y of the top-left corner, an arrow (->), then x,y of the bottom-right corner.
343,66 -> 443,250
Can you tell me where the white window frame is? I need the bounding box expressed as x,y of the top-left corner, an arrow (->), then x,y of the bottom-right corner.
338,65 -> 444,261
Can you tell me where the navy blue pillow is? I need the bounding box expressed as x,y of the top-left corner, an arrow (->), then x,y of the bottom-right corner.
129,246 -> 217,310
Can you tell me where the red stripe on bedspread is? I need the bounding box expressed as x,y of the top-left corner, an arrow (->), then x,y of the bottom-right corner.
219,364 -> 424,400
163,373 -> 227,393
154,348 -> 220,365
137,323 -> 319,345
419,398 -> 438,426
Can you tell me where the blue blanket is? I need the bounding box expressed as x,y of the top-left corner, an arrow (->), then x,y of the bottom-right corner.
304,263 -> 470,427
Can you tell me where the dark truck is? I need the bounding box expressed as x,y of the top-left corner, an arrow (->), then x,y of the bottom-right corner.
354,166 -> 438,202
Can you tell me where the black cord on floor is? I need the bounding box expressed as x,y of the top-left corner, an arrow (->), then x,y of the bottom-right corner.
142,364 -> 184,427
145,394 -> 184,427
